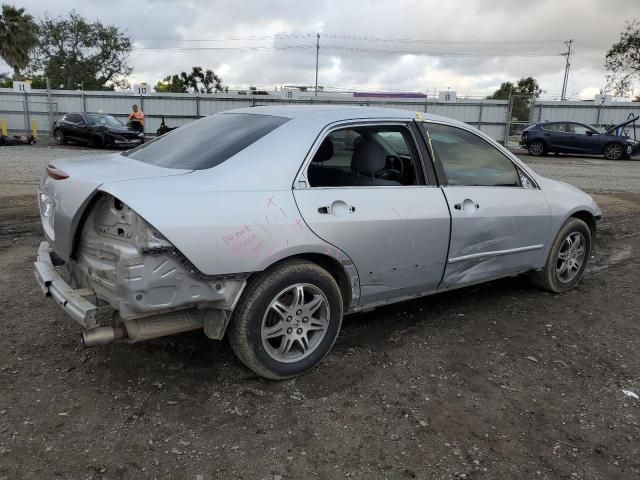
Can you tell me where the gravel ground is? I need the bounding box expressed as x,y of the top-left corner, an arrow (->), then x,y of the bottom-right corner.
516,151 -> 640,193
0,145 -> 639,480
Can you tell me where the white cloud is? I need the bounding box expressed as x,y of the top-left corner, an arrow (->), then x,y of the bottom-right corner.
3,0 -> 638,98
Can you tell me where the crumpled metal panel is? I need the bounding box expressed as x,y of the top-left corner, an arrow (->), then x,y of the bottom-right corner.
69,195 -> 246,320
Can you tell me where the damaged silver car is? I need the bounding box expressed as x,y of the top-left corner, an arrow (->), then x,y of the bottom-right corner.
35,106 -> 601,379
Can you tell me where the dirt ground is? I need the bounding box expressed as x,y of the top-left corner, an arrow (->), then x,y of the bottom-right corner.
0,147 -> 639,480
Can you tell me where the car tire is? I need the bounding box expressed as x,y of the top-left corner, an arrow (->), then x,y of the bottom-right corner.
530,217 -> 591,293
528,139 -> 546,156
227,260 -> 343,380
603,142 -> 624,160
53,129 -> 66,145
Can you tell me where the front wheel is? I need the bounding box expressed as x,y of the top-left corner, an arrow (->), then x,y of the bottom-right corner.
603,142 -> 624,160
530,218 -> 591,293
528,139 -> 546,156
227,260 -> 343,379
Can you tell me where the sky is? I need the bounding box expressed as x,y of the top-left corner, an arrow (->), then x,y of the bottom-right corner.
5,0 -> 639,99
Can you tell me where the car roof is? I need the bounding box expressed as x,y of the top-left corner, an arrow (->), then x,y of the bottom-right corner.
221,104 -> 460,126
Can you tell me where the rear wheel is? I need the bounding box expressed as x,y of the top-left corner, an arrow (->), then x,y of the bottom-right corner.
528,139 -> 546,156
530,218 -> 591,293
227,260 -> 343,379
603,142 -> 624,160
53,128 -> 65,145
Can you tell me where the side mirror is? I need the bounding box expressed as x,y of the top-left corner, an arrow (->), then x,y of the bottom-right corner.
586,131 -> 594,136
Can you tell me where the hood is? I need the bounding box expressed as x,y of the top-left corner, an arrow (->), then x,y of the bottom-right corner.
605,115 -> 639,135
41,153 -> 192,260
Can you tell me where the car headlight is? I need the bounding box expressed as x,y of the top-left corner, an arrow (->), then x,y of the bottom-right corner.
38,192 -> 55,240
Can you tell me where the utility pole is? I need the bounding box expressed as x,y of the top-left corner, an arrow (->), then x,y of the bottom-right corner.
560,39 -> 573,101
314,33 -> 320,96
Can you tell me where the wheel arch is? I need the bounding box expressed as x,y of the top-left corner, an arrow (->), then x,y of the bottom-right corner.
570,210 -> 597,245
245,252 -> 357,311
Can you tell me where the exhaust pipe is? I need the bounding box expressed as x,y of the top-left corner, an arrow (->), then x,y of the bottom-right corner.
81,325 -> 126,346
81,309 -> 205,347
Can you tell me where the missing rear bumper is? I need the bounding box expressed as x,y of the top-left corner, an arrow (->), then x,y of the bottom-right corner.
34,241 -> 99,329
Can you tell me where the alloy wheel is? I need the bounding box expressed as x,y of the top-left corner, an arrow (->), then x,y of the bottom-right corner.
604,143 -> 623,160
556,232 -> 586,283
529,141 -> 544,156
261,283 -> 329,363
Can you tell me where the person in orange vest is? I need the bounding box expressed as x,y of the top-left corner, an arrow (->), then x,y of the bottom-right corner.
128,104 -> 145,134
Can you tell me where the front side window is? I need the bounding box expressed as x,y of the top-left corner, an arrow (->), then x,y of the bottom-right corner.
425,123 -> 519,187
308,125 -> 423,187
125,113 -> 289,170
567,123 -> 593,135
85,114 -> 123,127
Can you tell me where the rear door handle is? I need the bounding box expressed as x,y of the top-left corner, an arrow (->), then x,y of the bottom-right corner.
318,201 -> 356,216
454,199 -> 480,211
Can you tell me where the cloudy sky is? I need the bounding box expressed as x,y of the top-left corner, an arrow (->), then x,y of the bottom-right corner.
6,0 -> 639,99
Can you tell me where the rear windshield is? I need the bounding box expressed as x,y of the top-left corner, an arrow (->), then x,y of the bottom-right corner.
123,113 -> 289,170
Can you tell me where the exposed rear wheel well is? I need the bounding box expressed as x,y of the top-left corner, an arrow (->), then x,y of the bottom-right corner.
248,253 -> 353,309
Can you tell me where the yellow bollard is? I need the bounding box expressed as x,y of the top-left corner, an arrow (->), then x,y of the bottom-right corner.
1,119 -> 7,137
31,119 -> 38,138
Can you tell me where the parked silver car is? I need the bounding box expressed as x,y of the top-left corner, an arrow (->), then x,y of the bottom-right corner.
35,106 -> 601,379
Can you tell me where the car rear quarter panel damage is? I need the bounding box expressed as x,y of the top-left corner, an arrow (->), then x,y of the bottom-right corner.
98,177 -> 362,309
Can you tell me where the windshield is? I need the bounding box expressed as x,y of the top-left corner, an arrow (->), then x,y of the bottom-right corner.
123,113 -> 289,170
85,114 -> 123,127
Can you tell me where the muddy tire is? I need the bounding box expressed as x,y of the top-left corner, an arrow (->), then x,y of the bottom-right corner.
53,128 -> 65,145
603,142 -> 624,160
530,218 -> 591,293
227,260 -> 343,380
528,139 -> 546,156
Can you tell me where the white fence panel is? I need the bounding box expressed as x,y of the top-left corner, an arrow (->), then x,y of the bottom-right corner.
1,88 -> 511,142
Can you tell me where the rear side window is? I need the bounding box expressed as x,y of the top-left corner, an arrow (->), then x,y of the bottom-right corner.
124,113 -> 289,170
541,123 -> 566,132
425,123 -> 519,187
66,113 -> 84,123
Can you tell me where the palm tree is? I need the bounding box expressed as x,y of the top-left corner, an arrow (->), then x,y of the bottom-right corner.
0,4 -> 38,80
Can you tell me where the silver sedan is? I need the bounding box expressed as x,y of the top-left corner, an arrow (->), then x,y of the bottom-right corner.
34,106 -> 601,379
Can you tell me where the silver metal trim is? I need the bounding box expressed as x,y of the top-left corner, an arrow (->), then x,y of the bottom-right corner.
448,244 -> 544,264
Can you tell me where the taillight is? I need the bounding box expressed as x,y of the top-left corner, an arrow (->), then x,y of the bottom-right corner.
47,164 -> 69,180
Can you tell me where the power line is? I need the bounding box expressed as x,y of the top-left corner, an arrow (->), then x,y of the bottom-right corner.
132,43 -> 563,57
323,45 -> 561,57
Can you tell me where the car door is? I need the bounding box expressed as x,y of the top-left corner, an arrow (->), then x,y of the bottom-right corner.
566,123 -> 601,154
64,114 -> 87,142
420,122 -> 551,287
540,122 -> 569,151
294,121 -> 451,306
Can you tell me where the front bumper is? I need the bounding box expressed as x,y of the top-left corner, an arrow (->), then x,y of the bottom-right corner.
34,241 -> 99,329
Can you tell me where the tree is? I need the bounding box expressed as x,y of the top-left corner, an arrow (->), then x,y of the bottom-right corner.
0,73 -> 46,88
488,76 -> 542,121
605,20 -> 640,97
0,4 -> 38,80
32,11 -> 131,90
154,66 -> 226,93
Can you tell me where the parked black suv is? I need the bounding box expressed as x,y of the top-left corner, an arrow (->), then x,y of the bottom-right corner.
52,113 -> 144,148
521,117 -> 639,160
